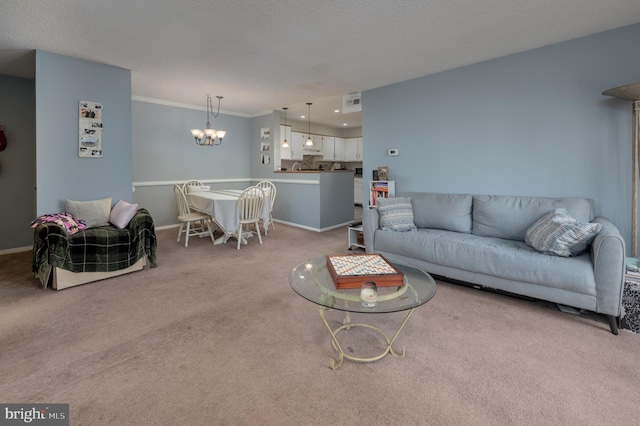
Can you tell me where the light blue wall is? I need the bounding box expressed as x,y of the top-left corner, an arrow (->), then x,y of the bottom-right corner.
35,50 -> 132,215
250,112 -> 280,179
362,23 -> 640,254
132,100 -> 251,182
0,74 -> 35,250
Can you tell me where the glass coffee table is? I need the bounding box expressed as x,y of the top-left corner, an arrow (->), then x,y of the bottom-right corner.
289,256 -> 437,370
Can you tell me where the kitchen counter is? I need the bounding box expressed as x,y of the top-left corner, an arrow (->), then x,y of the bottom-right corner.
268,171 -> 355,231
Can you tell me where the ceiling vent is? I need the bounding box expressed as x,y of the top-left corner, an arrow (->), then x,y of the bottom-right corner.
342,92 -> 362,113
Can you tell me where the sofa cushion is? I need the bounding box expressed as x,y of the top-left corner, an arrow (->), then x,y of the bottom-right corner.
65,197 -> 112,228
400,192 -> 472,233
110,200 -> 139,229
525,208 -> 602,257
374,228 -> 597,295
472,195 -> 594,241
377,197 -> 417,232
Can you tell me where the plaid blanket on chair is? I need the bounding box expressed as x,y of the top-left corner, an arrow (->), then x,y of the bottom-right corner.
32,208 -> 157,288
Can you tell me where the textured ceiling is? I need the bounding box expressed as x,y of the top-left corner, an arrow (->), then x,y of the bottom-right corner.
1,0 -> 640,129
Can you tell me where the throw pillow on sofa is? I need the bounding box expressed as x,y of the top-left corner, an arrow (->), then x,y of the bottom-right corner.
377,197 -> 417,232
65,197 -> 112,228
110,200 -> 139,229
525,208 -> 602,257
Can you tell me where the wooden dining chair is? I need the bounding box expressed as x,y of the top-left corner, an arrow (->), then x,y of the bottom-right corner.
256,180 -> 276,234
173,185 -> 215,247
234,186 -> 266,250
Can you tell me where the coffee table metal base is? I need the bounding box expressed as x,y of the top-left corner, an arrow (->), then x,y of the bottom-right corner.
319,307 -> 414,370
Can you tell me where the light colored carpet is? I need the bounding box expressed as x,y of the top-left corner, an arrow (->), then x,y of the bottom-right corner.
1,224 -> 639,425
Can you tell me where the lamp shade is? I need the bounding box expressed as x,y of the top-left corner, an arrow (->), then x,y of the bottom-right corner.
602,82 -> 640,101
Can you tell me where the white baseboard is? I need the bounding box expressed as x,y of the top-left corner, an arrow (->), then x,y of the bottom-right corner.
0,246 -> 32,255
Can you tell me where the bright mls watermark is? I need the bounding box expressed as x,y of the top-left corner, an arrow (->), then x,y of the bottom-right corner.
0,404 -> 68,425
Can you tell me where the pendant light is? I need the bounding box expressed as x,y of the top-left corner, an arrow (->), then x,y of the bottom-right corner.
282,107 -> 289,148
305,102 -> 313,147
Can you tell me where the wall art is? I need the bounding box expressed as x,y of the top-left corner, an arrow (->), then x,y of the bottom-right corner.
79,100 -> 103,158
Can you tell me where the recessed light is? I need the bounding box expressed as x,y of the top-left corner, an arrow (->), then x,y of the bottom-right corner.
343,123 -> 348,126
334,109 -> 340,113
300,115 -> 305,119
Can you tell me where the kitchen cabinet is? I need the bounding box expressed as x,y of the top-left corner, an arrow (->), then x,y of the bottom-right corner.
334,137 -> 345,161
322,136 -> 345,161
354,176 -> 363,205
344,137 -> 363,161
286,132 -> 305,160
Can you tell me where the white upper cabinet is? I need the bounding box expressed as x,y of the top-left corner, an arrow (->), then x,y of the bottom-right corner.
334,137 -> 345,161
344,137 -> 363,161
289,132 -> 305,160
322,137 -> 346,161
321,136 -> 335,160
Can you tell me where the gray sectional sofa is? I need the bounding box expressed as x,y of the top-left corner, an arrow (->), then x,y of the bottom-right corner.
362,192 -> 626,334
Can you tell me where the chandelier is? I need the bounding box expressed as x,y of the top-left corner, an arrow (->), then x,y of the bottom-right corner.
190,95 -> 227,146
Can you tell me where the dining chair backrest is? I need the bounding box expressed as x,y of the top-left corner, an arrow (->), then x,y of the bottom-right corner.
256,181 -> 276,208
173,185 -> 192,217
182,179 -> 209,194
237,186 -> 265,223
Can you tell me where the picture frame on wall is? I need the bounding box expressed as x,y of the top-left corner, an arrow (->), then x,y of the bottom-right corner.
79,100 -> 103,158
377,166 -> 389,180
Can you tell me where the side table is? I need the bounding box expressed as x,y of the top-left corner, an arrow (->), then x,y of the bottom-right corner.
348,225 -> 365,250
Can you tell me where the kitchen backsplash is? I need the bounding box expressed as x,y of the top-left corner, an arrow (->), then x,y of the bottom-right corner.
281,157 -> 362,171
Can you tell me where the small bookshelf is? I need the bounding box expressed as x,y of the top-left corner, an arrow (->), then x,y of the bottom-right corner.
625,257 -> 640,283
369,180 -> 395,207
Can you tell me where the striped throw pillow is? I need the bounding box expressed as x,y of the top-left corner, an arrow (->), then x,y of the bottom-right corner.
377,197 -> 417,232
525,208 -> 602,257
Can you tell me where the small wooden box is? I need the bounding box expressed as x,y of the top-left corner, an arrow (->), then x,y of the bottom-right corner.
326,254 -> 405,289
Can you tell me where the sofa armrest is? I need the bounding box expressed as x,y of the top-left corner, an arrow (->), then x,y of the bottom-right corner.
125,208 -> 158,268
590,216 -> 625,316
363,207 -> 380,254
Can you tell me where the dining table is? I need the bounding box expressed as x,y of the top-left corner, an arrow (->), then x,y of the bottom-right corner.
187,188 -> 271,245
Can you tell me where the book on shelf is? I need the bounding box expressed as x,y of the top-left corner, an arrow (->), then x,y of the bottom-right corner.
371,185 -> 388,190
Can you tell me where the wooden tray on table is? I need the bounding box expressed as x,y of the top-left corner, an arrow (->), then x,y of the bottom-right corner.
326,254 -> 405,289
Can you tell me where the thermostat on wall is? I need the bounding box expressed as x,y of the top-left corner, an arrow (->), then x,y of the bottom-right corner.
388,149 -> 399,156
